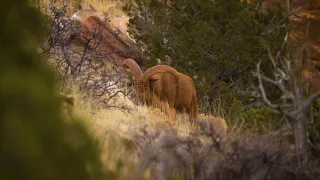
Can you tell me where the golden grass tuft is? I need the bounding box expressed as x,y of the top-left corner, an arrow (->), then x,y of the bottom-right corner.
71,92 -> 195,138
60,87 -> 205,179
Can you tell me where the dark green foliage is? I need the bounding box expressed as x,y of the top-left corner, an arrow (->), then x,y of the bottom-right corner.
124,0 -> 287,104
0,1 -> 106,180
123,0 -> 289,132
228,98 -> 281,133
309,103 -> 320,157
242,106 -> 280,132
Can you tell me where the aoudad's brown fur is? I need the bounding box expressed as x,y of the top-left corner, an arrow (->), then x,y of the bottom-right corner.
122,58 -> 198,124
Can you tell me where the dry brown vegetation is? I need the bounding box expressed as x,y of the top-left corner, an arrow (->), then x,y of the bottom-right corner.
67,90 -> 320,180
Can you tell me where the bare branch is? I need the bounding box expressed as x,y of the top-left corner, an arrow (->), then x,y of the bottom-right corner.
38,3 -> 135,111
255,62 -> 279,109
255,26 -> 320,157
266,6 -> 304,34
303,91 -> 320,112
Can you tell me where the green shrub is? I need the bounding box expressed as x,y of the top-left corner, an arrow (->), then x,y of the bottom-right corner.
241,106 -> 280,132
124,0 -> 287,104
228,98 -> 245,120
228,98 -> 281,133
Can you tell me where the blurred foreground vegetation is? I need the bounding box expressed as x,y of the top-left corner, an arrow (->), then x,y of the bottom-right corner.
1,0 -> 320,180
0,1 -> 107,180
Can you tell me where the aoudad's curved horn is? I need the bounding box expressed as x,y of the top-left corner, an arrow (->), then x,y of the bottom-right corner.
122,58 -> 143,80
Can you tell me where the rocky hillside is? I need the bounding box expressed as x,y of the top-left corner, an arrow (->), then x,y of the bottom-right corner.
65,1 -> 146,66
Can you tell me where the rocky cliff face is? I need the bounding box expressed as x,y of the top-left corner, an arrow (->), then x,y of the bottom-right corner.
68,2 -> 146,66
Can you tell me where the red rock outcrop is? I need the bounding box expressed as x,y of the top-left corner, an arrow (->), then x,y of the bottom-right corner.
69,2 -> 145,66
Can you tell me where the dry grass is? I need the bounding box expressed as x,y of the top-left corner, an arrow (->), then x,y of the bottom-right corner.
58,86 -> 320,180
85,0 -> 129,16
70,89 -> 198,141
39,0 -> 128,16
64,87 -> 202,178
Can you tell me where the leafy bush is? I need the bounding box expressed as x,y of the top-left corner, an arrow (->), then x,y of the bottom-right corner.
242,106 -> 280,132
228,98 -> 281,133
124,0 -> 287,104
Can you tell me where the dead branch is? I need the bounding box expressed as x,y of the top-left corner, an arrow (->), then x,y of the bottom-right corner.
39,3 -> 134,111
254,30 -> 320,160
